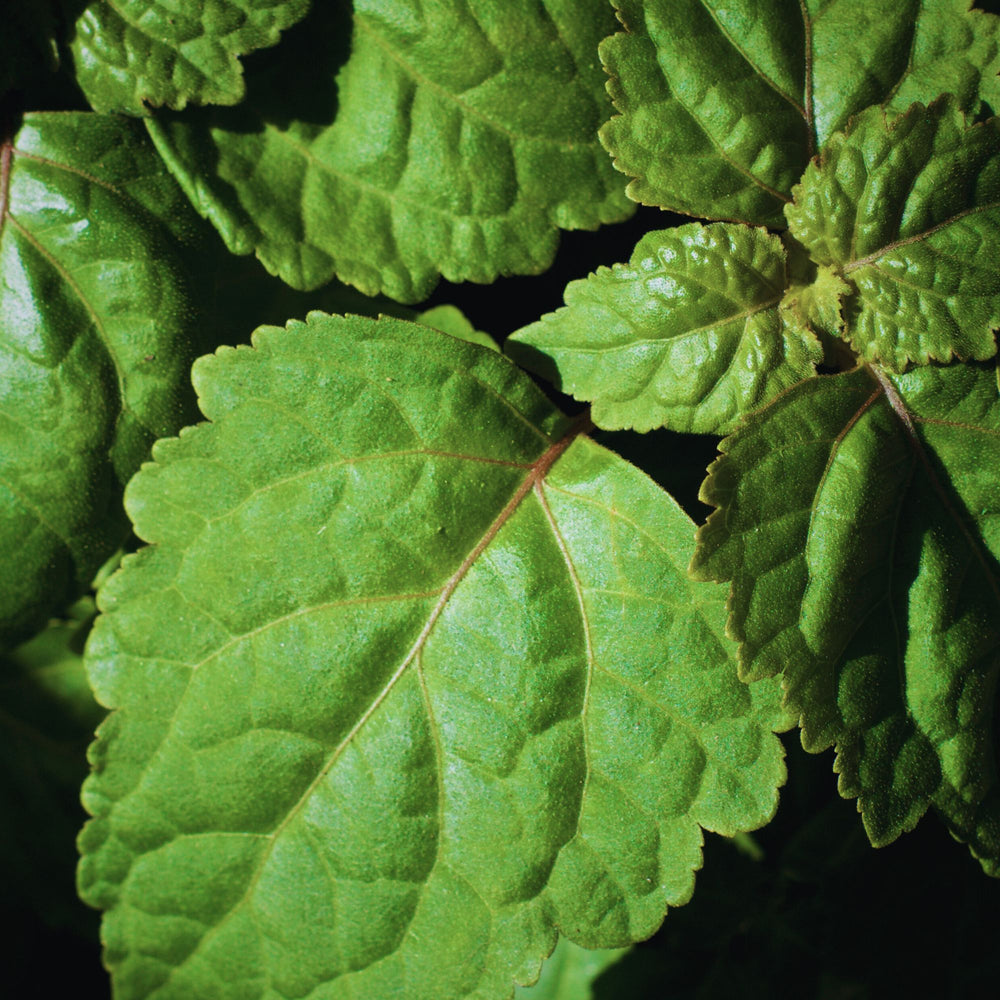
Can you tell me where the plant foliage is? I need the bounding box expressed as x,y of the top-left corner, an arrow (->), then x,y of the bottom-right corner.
2,1 -> 1000,997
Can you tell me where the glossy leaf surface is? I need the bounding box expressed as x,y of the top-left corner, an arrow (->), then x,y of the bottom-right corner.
692,363 -> 1000,871
80,315 -> 787,999
0,112 -> 212,646
786,99 -> 1000,371
599,0 -> 1000,225
508,223 -> 821,434
68,0 -> 311,115
146,0 -> 633,303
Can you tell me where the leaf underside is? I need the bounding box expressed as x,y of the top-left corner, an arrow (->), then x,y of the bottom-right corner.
786,98 -> 1000,372
692,362 -> 1000,873
0,112 -> 212,647
599,0 -> 1000,225
79,315 -> 787,999
68,0 -> 312,115
507,222 -> 822,435
145,0 -> 633,303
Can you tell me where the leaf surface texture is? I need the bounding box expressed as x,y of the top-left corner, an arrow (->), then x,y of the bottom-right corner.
79,315 -> 787,999
146,0 -> 633,303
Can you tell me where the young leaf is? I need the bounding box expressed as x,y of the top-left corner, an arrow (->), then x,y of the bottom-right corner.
145,0 -> 633,303
515,938 -> 627,999
79,314 -> 788,999
507,223 -> 822,434
786,99 -> 1000,371
599,0 -> 1000,225
691,362 -> 1000,872
0,112 -> 216,647
67,0 -> 311,115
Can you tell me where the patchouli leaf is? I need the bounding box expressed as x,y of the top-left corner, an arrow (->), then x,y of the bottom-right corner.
79,314 -> 787,999
515,938 -> 627,999
67,0 -> 311,115
418,304 -> 500,353
146,0 -> 633,303
786,99 -> 1000,371
692,362 -> 1000,872
0,112 -> 216,647
599,0 -> 1000,225
508,223 -> 821,434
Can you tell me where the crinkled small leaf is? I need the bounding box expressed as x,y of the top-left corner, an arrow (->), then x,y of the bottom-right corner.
515,938 -> 627,999
0,112 -> 217,647
79,314 -> 787,999
692,362 -> 1000,872
68,0 -> 311,115
508,224 -> 821,434
786,99 -> 1000,371
146,0 -> 633,303
599,0 -> 1000,225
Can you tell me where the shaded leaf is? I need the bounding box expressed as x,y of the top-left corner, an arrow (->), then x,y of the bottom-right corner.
67,0 -> 311,115
508,223 -> 821,434
515,938 -> 627,999
418,304 -> 501,353
0,112 -> 216,647
786,99 -> 1000,371
79,314 -> 787,999
146,0 -> 633,303
599,0 -> 1000,225
691,362 -> 1000,871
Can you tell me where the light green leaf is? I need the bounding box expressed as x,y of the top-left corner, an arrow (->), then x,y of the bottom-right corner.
0,112 -> 218,647
418,304 -> 500,353
786,99 -> 1000,371
515,938 -> 627,999
67,0 -> 311,115
146,0 -> 633,303
599,0 -> 1000,225
79,314 -> 787,999
691,362 -> 1000,872
507,223 -> 821,434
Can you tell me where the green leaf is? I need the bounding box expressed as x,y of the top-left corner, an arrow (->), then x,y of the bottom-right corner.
786,99 -> 1000,371
599,0 -> 1000,225
508,223 -> 822,434
515,938 -> 627,999
1,603 -> 103,925
691,362 -> 1000,872
145,0 -> 633,303
0,112 -> 221,647
418,304 -> 501,353
79,314 -> 787,999
67,0 -> 312,115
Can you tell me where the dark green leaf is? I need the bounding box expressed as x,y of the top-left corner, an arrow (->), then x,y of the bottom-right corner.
692,362 -> 1000,871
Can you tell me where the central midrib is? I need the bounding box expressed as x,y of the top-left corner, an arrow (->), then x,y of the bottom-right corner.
145,410 -> 593,996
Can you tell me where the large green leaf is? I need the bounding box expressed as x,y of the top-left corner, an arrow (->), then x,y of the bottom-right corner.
67,0 -> 312,115
599,0 -> 1000,225
79,314 -> 788,999
786,99 -> 1000,371
507,223 -> 821,434
0,112 -> 215,647
691,362 -> 1000,872
146,0 -> 633,303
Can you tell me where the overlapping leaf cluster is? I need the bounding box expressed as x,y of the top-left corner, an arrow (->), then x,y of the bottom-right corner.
2,2 -> 1000,999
